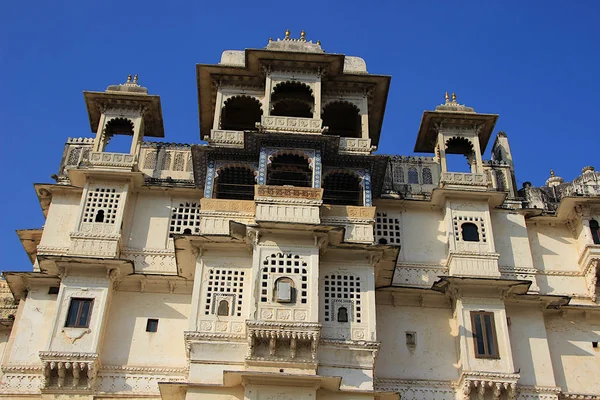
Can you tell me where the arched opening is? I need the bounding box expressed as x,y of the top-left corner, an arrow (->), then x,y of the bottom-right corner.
590,219 -> 600,245
214,166 -> 255,200
267,154 -> 312,187
217,300 -> 230,316
103,118 -> 135,153
461,222 -> 480,242
408,167 -> 419,184
323,172 -> 362,206
322,101 -> 361,137
220,96 -> 262,131
94,210 -> 105,223
337,307 -> 349,323
445,137 -> 475,173
183,228 -> 192,235
271,82 -> 314,118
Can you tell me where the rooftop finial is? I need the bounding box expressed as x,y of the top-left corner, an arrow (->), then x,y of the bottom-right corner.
127,74 -> 132,83
451,92 -> 457,103
133,74 -> 139,84
269,37 -> 273,42
550,169 -> 555,177
285,29 -> 290,39
300,30 -> 306,41
445,92 -> 449,103
317,40 -> 321,45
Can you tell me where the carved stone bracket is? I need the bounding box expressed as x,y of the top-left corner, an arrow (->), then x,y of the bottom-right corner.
246,321 -> 321,364
458,372 -> 519,400
39,351 -> 100,391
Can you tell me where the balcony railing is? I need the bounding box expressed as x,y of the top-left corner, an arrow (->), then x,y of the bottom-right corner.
338,137 -> 374,154
255,185 -> 323,201
207,129 -> 245,148
440,172 -> 488,188
246,321 -> 321,364
259,116 -> 325,134
84,151 -> 136,170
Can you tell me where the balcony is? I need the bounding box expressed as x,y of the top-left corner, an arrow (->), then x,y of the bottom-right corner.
245,321 -> 321,368
321,205 -> 376,244
198,198 -> 256,235
39,351 -> 99,391
259,115 -> 325,134
254,186 -> 323,225
338,137 -> 374,154
440,172 -> 488,190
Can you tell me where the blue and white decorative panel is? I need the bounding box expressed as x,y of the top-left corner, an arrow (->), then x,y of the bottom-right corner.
314,149 -> 322,188
258,148 -> 267,185
364,169 -> 372,206
204,160 -> 215,198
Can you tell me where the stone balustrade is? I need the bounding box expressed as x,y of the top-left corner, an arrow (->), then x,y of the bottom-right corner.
447,251 -> 500,278
320,205 -> 376,244
39,351 -> 99,390
200,198 -> 255,215
246,321 -> 321,363
338,137 -> 374,154
255,186 -> 323,225
207,129 -> 245,147
440,172 -> 488,188
84,151 -> 136,170
255,185 -> 323,201
321,205 -> 375,220
259,115 -> 325,134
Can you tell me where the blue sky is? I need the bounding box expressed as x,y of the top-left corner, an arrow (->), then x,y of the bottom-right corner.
1,1 -> 599,271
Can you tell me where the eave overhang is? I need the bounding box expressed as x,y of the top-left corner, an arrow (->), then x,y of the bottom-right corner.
414,110 -> 498,153
430,187 -> 507,208
3,271 -> 60,300
432,276 -> 532,295
505,293 -> 571,309
36,255 -> 134,276
196,49 -> 391,146
34,183 -> 82,218
526,195 -> 600,221
16,229 -> 43,264
83,91 -> 165,138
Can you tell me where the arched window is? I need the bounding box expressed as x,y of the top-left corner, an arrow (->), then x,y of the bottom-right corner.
214,166 -> 255,200
220,96 -> 262,131
271,82 -> 314,118
337,307 -> 349,323
217,300 -> 230,316
105,118 -> 134,136
461,223 -> 480,242
322,101 -> 361,138
422,167 -> 433,184
267,154 -> 312,187
323,172 -> 362,206
408,167 -> 419,184
590,219 -> 600,245
94,209 -> 105,223
445,137 -> 475,173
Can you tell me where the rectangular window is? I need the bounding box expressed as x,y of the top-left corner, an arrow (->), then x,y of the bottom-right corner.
146,318 -> 159,332
471,311 -> 499,359
65,298 -> 93,328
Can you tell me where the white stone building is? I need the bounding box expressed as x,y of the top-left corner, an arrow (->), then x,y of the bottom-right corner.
2,31 -> 600,400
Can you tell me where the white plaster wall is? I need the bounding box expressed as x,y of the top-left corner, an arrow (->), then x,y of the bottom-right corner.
375,304 -> 459,381
505,304 -> 556,387
124,193 -> 173,250
400,208 -> 446,264
545,312 -> 600,394
186,385 -> 244,400
527,223 -> 579,272
491,211 -> 534,269
38,191 -> 81,249
6,287 -> 56,364
101,291 -> 190,367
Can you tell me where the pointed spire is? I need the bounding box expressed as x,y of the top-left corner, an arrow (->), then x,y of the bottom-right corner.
133,74 -> 139,84
451,92 -> 457,103
445,92 -> 449,104
127,74 -> 132,83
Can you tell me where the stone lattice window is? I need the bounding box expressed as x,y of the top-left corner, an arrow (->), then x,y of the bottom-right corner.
375,212 -> 401,245
186,154 -> 193,172
454,216 -> 487,243
173,153 -> 185,171
66,147 -> 82,166
422,167 -> 433,184
408,167 -> 419,184
260,253 -> 308,304
393,165 -> 404,183
204,268 -> 245,317
160,151 -> 172,170
169,202 -> 201,236
143,151 -> 157,169
82,187 -> 120,224
324,274 -> 361,323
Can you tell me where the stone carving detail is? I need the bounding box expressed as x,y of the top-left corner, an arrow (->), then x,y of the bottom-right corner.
255,185 -> 323,200
39,351 -> 100,391
84,152 -> 136,169
321,205 -> 376,219
441,172 -> 487,187
459,372 -> 519,400
259,116 -> 325,134
209,129 -> 245,147
200,198 -> 255,214
339,137 -> 374,154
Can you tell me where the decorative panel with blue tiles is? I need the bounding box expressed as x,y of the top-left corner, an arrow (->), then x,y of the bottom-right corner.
314,150 -> 322,188
258,148 -> 267,185
204,160 -> 215,198
364,169 -> 372,206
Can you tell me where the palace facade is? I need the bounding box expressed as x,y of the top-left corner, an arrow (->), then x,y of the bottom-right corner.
2,31 -> 600,400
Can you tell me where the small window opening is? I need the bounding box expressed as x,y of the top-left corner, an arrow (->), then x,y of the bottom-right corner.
217,300 -> 230,316
275,278 -> 294,303
590,219 -> 600,245
593,341 -> 598,349
322,101 -> 361,138
215,166 -> 256,200
267,154 -> 312,187
94,209 -> 105,223
103,118 -> 134,153
445,137 -> 475,173
471,311 -> 499,359
65,298 -> 93,328
183,228 -> 192,234
378,238 -> 388,245
48,286 -> 60,295
146,318 -> 159,332
220,96 -> 262,131
405,331 -> 417,347
323,172 -> 362,206
461,222 -> 480,242
337,307 -> 349,323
